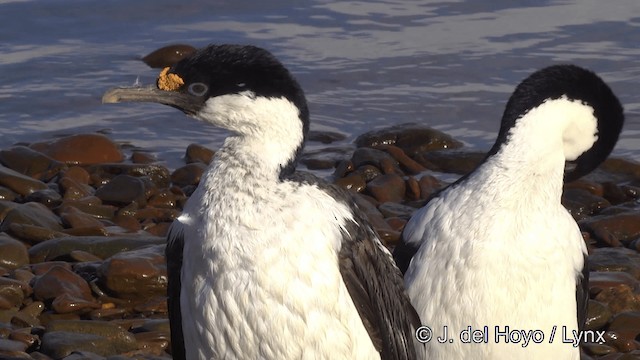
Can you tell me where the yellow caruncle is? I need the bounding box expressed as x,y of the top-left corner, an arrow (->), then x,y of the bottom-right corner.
158,67 -> 184,91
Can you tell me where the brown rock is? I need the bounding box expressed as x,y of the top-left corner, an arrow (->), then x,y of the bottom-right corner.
32,265 -> 99,313
60,206 -> 104,229
406,176 -> 420,200
88,163 -> 170,188
95,174 -> 147,206
418,175 -> 442,200
378,202 -> 416,219
585,300 -> 612,331
355,123 -> 463,156
334,174 -> 366,192
7,223 -> 66,244
0,186 -> 17,201
62,166 -> 90,184
580,213 -> 640,246
23,189 -> 62,208
0,146 -> 67,181
147,189 -> 181,209
142,44 -> 196,68
30,134 -> 124,165
333,160 -> 354,179
374,144 -> 426,174
0,165 -> 48,196
301,147 -> 351,170
564,180 -> 604,197
171,163 -> 207,187
366,174 -> 406,203
308,130 -> 347,144
589,248 -> 640,279
589,271 -> 640,293
594,284 -> 640,313
98,245 -> 166,298
0,202 -> 63,234
562,188 -> 611,222
414,150 -> 484,175
185,143 -> 215,165
0,234 -> 29,270
58,177 -> 94,200
608,312 -> 640,341
351,148 -> 399,171
130,151 -> 157,164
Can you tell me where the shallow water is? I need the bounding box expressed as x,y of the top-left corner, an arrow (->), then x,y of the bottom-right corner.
1,0 -> 639,169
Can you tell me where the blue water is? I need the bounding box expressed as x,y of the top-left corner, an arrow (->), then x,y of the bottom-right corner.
1,0 -> 639,169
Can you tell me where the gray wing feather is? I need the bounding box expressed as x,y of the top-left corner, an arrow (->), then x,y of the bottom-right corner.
166,221 -> 186,360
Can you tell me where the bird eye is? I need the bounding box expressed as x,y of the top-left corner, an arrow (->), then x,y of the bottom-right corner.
188,82 -> 208,96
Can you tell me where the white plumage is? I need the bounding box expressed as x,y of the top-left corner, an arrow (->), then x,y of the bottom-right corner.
395,65 -> 624,360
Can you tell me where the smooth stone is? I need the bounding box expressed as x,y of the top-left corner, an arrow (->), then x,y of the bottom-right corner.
378,202 -> 416,219
352,165 -> 381,182
351,148 -> 399,171
142,44 -> 196,68
0,234 -> 29,270
0,186 -> 17,201
333,160 -> 354,179
589,271 -> 640,292
6,224 -> 66,244
0,338 -> 28,352
0,146 -> 67,182
57,199 -> 117,220
28,236 -> 165,263
62,167 -> 90,185
30,134 -> 124,166
170,163 -> 207,187
11,310 -> 40,327
355,123 -> 463,156
334,173 -> 366,192
185,143 -> 215,165
147,189 -> 181,209
307,130 -> 347,144
31,261 -> 72,276
594,284 -> 640,313
418,175 -> 443,200
0,165 -> 48,196
562,188 -> 611,221
60,207 -> 105,229
98,245 -> 166,298
580,213 -> 640,246
373,144 -> 426,175
602,182 -> 630,204
406,176 -> 420,201
95,175 -> 147,206
0,285 -> 24,310
0,201 -> 19,223
87,163 -> 170,188
47,320 -> 137,352
600,157 -> 640,180
582,343 -> 616,356
584,300 -> 612,331
414,150 -> 484,175
130,151 -> 157,164
69,250 -> 102,262
9,330 -> 38,349
32,265 -> 99,313
564,180 -> 605,197
589,247 -> 640,279
0,202 -> 63,234
23,189 -> 62,208
58,177 -> 94,200
366,174 -> 406,203
301,146 -> 352,170
352,194 -> 395,244
608,312 -> 640,341
40,331 -> 118,358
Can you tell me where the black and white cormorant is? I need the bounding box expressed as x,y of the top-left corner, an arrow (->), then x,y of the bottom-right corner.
103,44 -> 421,360
393,65 -> 624,359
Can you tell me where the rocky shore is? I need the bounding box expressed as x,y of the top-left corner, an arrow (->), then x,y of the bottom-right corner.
0,124 -> 638,359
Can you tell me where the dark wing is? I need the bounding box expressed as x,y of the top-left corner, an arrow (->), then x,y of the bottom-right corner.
284,171 -> 421,359
166,221 -> 186,360
392,228 -> 420,275
576,254 -> 589,330
338,206 -> 421,360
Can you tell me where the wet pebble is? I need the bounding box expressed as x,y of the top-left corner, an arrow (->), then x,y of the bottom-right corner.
585,300 -> 612,331
414,150 -> 484,175
366,174 -> 406,203
28,236 -> 165,263
351,148 -> 400,173
355,123 -> 463,156
142,44 -> 196,68
0,234 -> 29,270
300,147 -> 352,170
30,134 -> 124,166
589,248 -> 640,279
607,312 -> 640,342
32,266 -> 99,314
562,188 -> 611,222
307,130 -> 347,144
0,202 -> 63,234
0,165 -> 48,196
170,163 -> 207,187
95,175 -> 148,207
88,163 -> 170,189
60,206 -> 105,230
185,143 -> 215,165
0,146 -> 66,182
98,245 -> 166,298
580,213 -> 640,247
